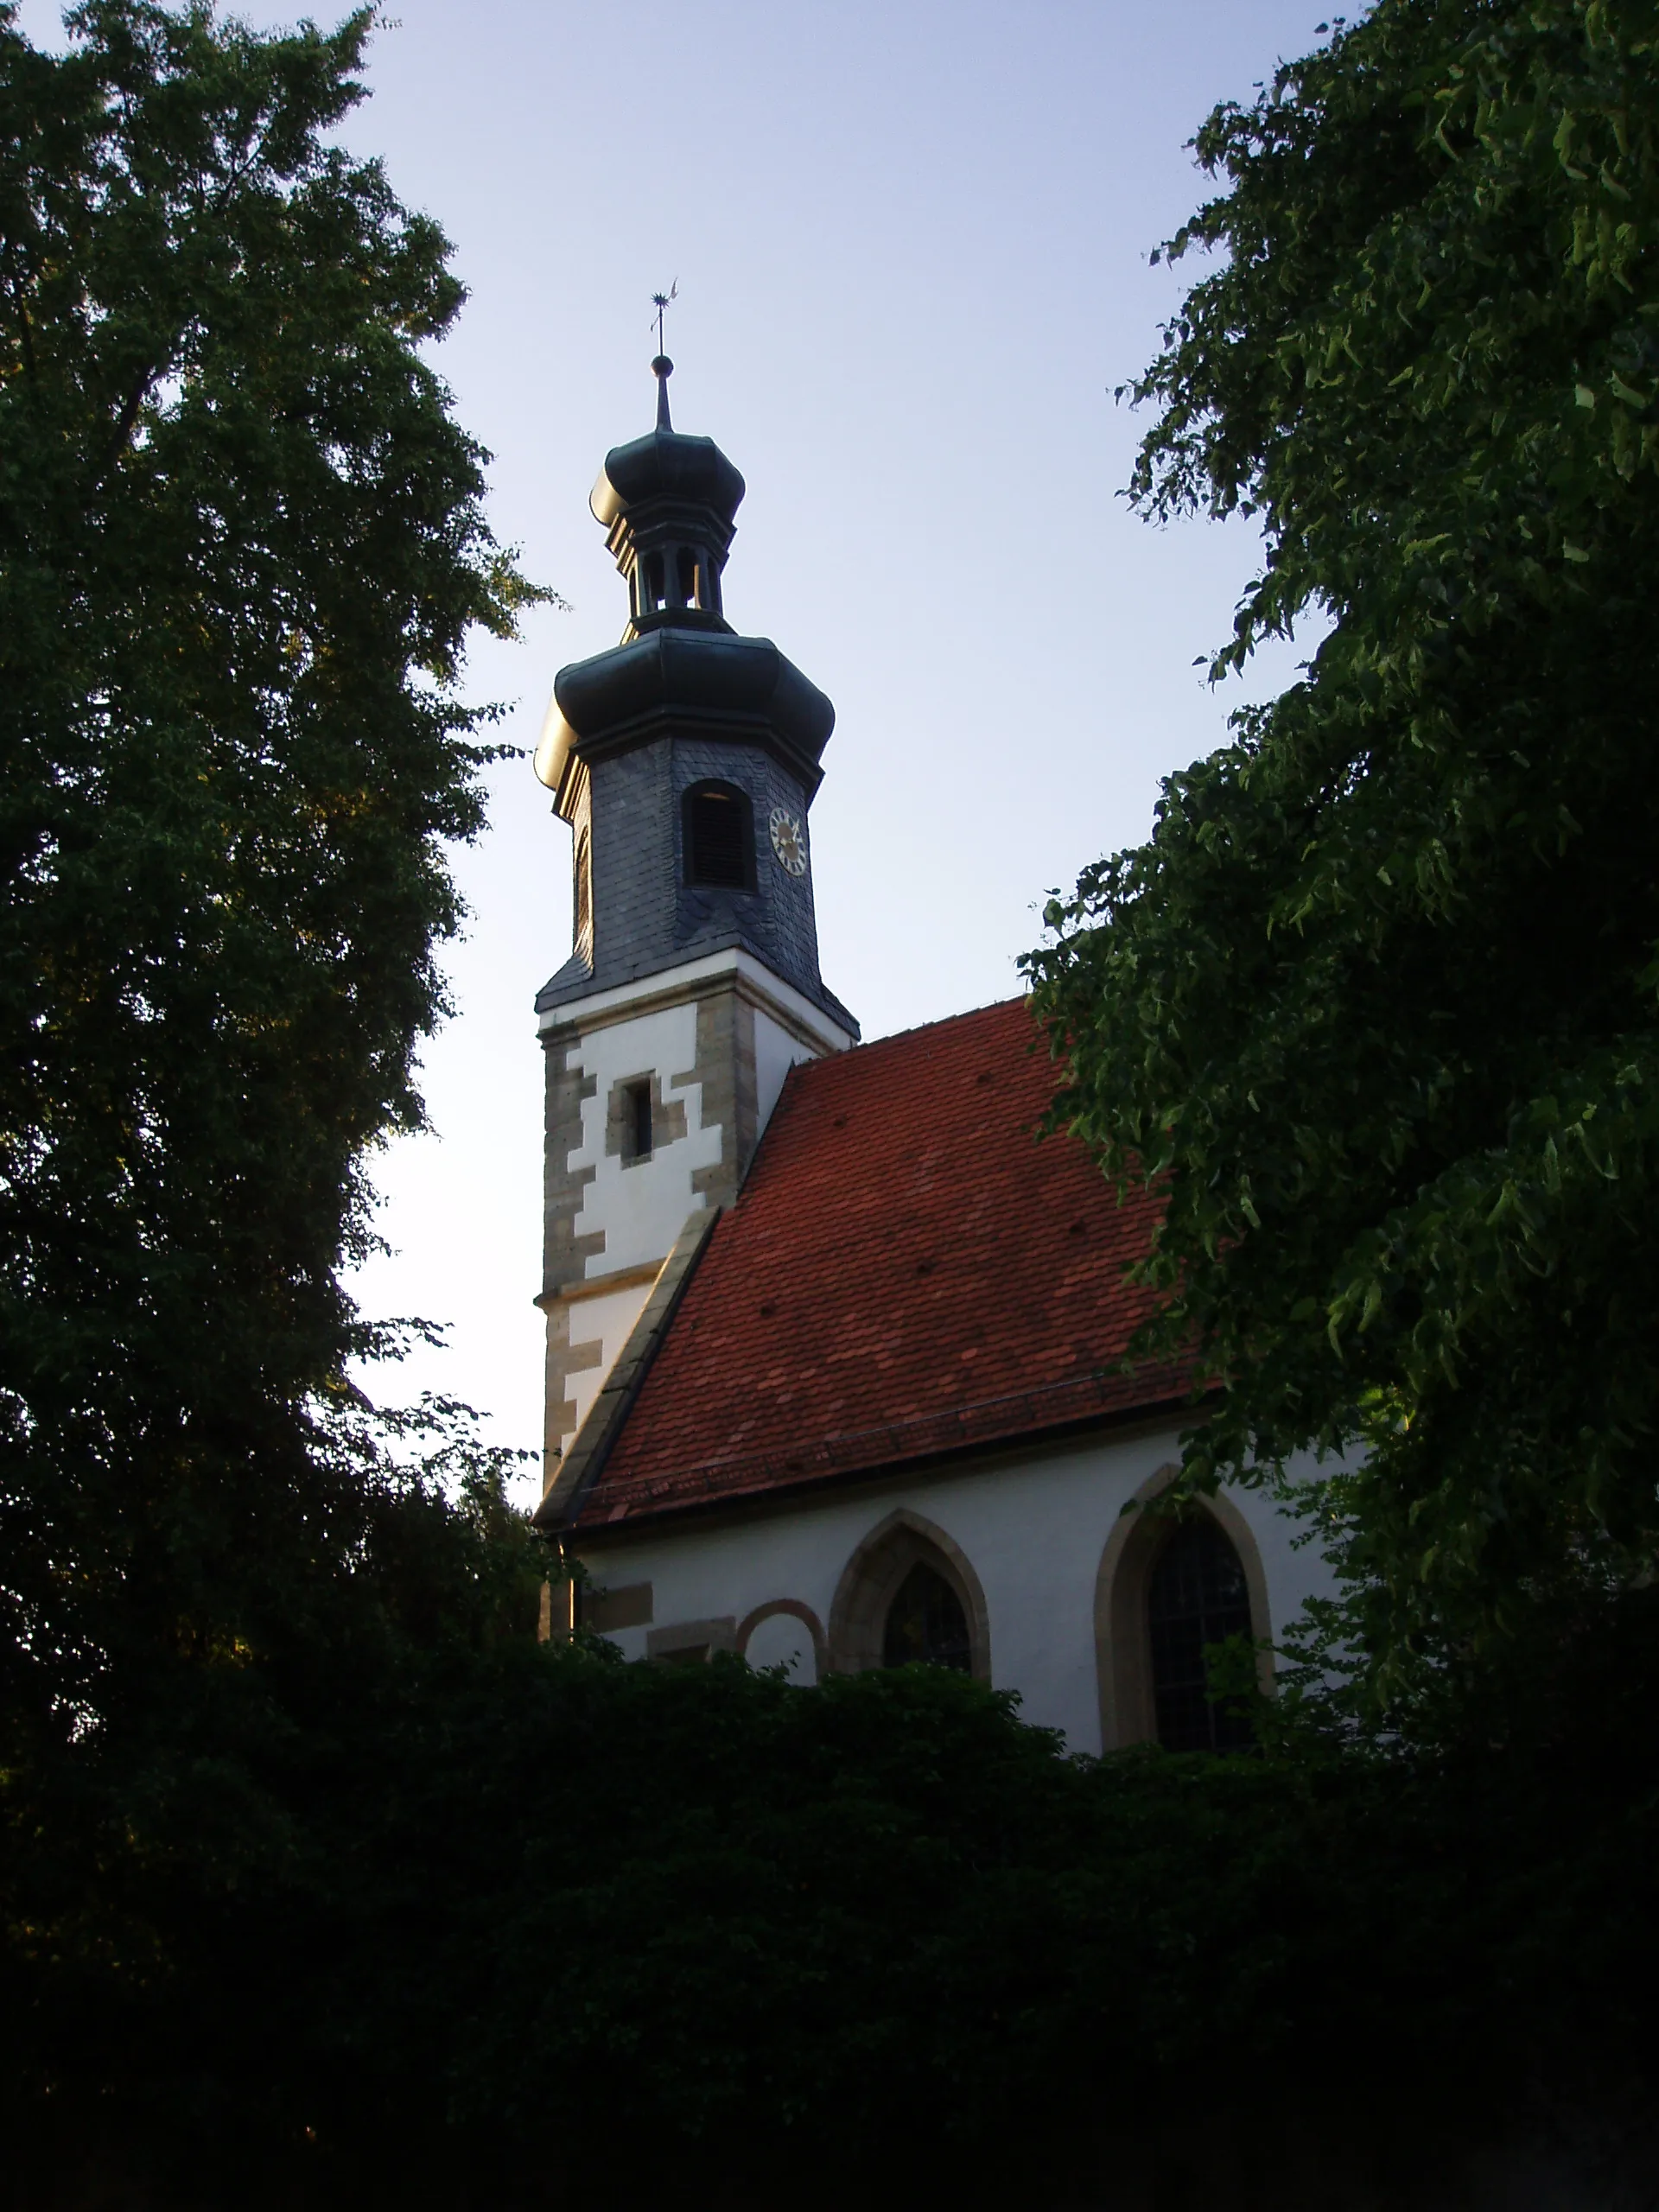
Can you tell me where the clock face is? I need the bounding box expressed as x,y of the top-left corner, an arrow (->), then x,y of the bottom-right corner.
769,806 -> 807,877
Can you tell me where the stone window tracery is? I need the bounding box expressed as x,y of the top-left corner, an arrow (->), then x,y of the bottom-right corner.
882,1562 -> 972,1672
826,1510 -> 991,1681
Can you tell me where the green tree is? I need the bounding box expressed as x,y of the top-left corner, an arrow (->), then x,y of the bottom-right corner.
0,0 -> 537,1751
1025,0 -> 1659,1722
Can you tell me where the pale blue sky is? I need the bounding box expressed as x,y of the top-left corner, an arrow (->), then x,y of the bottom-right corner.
24,1 -> 1332,1476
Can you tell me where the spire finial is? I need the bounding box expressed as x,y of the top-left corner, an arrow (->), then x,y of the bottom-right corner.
650,281 -> 677,430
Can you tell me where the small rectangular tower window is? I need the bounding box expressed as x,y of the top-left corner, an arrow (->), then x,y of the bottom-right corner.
626,1079 -> 653,1163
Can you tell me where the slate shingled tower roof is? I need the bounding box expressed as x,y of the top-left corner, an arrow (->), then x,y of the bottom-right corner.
545,998 -> 1187,1534
531,356 -> 853,1034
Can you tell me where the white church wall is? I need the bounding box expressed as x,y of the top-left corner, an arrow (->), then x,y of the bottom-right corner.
574,1425 -> 1337,1756
566,1002 -> 722,1278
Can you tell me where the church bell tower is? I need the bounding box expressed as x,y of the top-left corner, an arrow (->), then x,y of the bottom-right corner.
533,355 -> 857,1475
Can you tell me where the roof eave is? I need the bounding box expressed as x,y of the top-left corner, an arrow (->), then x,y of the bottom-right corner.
558,1384 -> 1212,1544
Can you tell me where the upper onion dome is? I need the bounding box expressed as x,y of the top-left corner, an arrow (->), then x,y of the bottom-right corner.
590,421 -> 745,536
534,357 -> 836,814
578,355 -> 747,645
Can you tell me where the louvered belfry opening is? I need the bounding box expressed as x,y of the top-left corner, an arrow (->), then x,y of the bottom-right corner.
683,781 -> 753,890
1147,1517 -> 1255,1752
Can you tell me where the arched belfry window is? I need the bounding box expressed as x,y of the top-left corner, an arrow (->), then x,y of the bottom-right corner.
1147,1518 -> 1255,1753
683,781 -> 753,892
882,1563 -> 972,1672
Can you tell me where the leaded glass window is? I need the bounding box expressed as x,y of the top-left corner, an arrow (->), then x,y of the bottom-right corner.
1147,1518 -> 1255,1752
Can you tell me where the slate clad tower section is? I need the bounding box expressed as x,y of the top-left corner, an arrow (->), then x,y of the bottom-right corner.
533,359 -> 858,1480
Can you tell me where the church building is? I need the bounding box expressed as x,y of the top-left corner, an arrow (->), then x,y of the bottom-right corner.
530,359 -> 1332,1756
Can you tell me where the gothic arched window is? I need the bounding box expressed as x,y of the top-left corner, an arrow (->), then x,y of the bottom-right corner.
882,1562 -> 972,1672
683,781 -> 753,891
1147,1518 -> 1255,1753
828,1511 -> 992,1680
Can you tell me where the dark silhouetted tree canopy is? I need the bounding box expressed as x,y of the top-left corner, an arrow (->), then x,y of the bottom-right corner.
1026,0 -> 1659,1722
0,0 -> 540,1750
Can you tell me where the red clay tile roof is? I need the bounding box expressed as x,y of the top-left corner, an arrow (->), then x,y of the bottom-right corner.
565,996 -> 1187,1530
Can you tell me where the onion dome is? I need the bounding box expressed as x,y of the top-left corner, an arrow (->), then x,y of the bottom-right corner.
534,359 -> 835,816
588,353 -> 745,636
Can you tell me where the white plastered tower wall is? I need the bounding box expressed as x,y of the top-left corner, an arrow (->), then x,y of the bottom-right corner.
537,948 -> 853,1465
567,1429 -> 1338,1757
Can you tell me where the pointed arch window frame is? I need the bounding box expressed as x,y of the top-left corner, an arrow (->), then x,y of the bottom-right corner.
1093,1464 -> 1274,1751
825,1508 -> 992,1682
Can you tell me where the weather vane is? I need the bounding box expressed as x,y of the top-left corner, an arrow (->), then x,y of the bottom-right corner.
650,283 -> 679,429
651,280 -> 678,358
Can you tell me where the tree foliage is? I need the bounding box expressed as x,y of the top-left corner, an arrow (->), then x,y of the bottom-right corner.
0,0 -> 537,1751
11,1641 -> 1659,2208
1025,0 -> 1659,1720
0,13 -> 558,2177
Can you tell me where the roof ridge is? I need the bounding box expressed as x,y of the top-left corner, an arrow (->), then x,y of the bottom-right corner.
763,995 -> 1034,1115
837,992 -> 1028,1057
